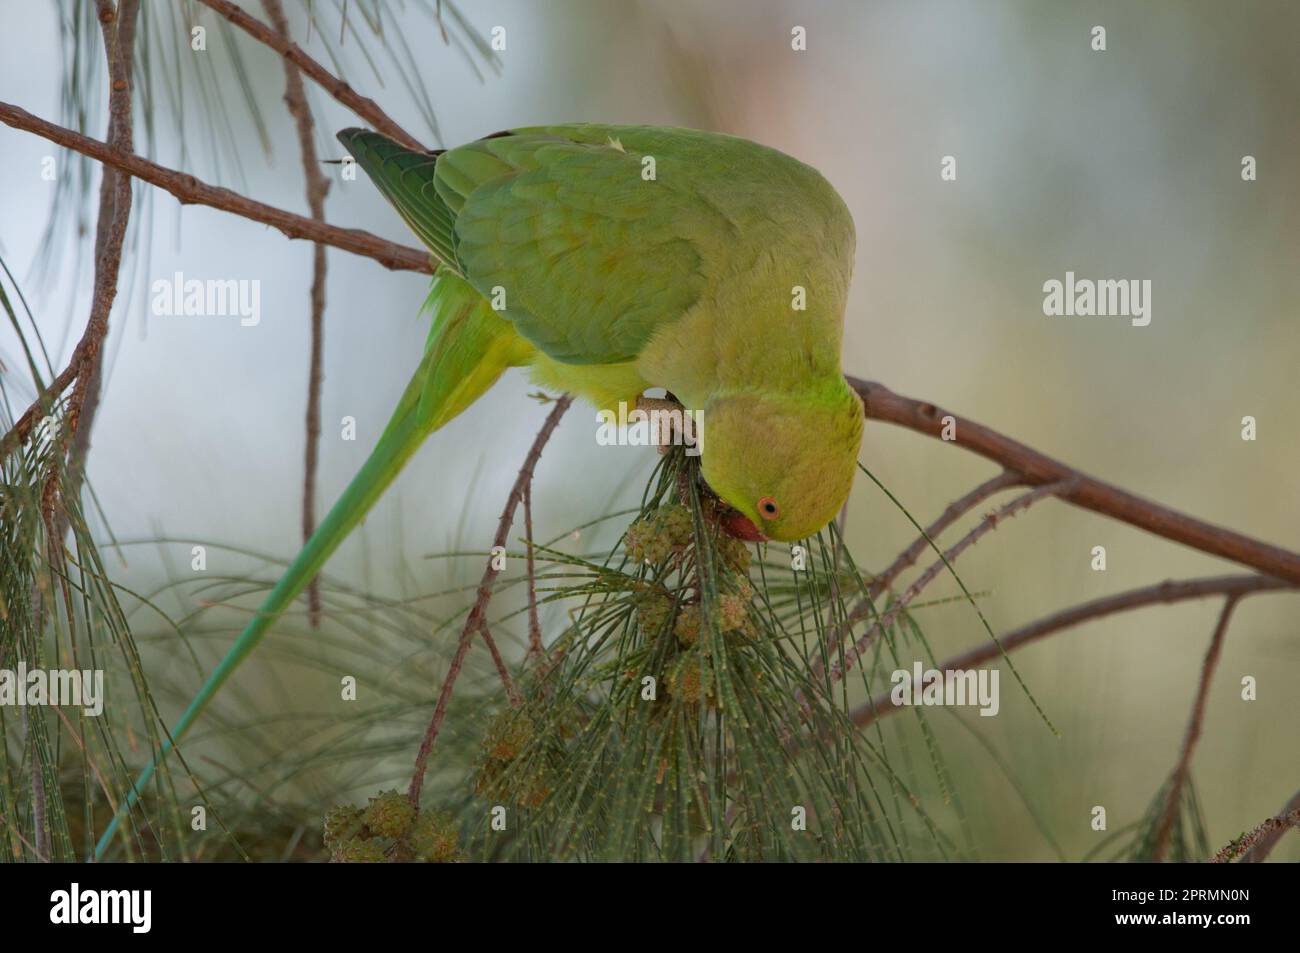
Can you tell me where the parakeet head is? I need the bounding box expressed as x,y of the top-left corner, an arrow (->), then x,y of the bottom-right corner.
701,384 -> 864,543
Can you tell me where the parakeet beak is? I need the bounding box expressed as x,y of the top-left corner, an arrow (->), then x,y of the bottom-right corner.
721,508 -> 768,542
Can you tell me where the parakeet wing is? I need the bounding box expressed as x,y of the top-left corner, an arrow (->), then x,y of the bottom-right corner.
338,129 -> 462,272
340,125 -> 710,365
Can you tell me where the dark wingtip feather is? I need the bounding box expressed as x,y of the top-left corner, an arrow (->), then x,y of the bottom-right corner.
337,126 -> 444,158
335,126 -> 365,145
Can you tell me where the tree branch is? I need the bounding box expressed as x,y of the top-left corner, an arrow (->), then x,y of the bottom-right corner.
821,468 -> 1024,670
1213,806 -> 1300,863
848,575 -> 1293,729
1239,789 -> 1300,863
197,0 -> 428,152
1152,597 -> 1238,861
264,0 -> 331,628
830,479 -> 1071,682
868,470 -> 1023,600
0,102 -> 432,275
823,471 -> 1021,689
62,0 -> 142,515
408,396 -> 573,806
19,0 -> 138,490
848,378 -> 1300,585
523,480 -> 544,661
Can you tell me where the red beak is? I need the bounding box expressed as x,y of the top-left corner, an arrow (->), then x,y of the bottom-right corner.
721,509 -> 768,542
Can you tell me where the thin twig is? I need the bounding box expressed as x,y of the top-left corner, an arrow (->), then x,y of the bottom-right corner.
196,0 -> 427,151
0,811 -> 47,862
0,102 -> 432,278
62,0 -> 142,521
825,469 -> 1021,662
264,0 -> 331,627
434,0 -> 450,43
820,501 -> 850,638
849,574 -> 1294,729
50,703 -> 118,828
408,396 -> 573,806
11,2 -> 141,485
523,480 -> 543,660
59,2 -> 139,454
831,479 -> 1070,682
21,706 -> 46,861
1152,597 -> 1239,862
849,378 -> 1300,584
1212,808 -> 1300,863
870,470 -> 1023,600
1239,790 -> 1300,863
0,357 -> 80,462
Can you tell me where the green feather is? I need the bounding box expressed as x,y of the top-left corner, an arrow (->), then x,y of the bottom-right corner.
338,128 -> 460,272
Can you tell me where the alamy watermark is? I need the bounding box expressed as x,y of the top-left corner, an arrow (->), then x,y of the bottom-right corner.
595,401 -> 703,456
50,883 -> 150,933
1042,271 -> 1151,327
151,271 -> 261,327
890,662 -> 999,717
0,663 -> 104,717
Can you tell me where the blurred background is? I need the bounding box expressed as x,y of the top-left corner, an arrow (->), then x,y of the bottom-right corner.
1,0 -> 1297,860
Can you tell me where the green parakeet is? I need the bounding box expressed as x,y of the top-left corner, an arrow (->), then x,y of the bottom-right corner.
94,123 -> 862,857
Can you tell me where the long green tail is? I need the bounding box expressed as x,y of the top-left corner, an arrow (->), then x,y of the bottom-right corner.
94,272 -> 530,859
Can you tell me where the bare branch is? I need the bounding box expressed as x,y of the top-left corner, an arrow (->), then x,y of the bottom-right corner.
869,470 -> 1023,599
61,1 -> 138,445
18,0 -> 140,488
197,0 -> 428,151
0,102 -> 432,276
849,378 -> 1300,584
828,470 -> 1022,662
849,574 -> 1294,729
1153,597 -> 1238,861
1239,790 -> 1300,863
63,0 -> 143,506
263,0 -> 332,627
523,480 -> 543,661
1213,806 -> 1300,863
831,479 -> 1071,682
408,396 -> 573,806
0,358 -> 78,460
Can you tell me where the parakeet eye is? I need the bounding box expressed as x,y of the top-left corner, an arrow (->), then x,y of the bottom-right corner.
757,497 -> 780,520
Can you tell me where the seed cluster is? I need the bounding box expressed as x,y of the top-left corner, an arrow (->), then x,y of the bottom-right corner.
475,710 -> 551,808
624,502 -> 760,708
457,498 -> 763,818
323,790 -> 461,863
624,504 -> 695,564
